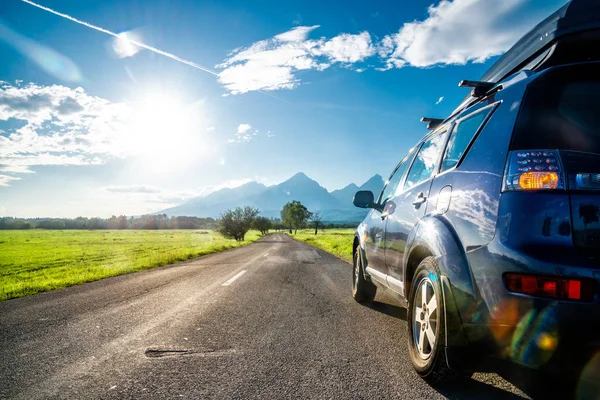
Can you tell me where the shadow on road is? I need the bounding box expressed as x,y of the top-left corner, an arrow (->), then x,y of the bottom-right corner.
426,359 -> 579,399
365,300 -> 407,321
436,355 -> 582,399
363,299 -> 582,399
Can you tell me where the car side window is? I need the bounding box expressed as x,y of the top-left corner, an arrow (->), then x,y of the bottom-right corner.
440,106 -> 494,172
380,151 -> 416,204
403,132 -> 446,190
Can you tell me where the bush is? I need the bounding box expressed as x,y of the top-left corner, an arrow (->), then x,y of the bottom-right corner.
218,206 -> 259,241
252,217 -> 272,235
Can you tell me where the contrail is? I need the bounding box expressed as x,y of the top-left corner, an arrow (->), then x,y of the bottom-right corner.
20,0 -> 291,103
21,0 -> 218,76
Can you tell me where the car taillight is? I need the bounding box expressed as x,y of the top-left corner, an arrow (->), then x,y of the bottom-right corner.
503,150 -> 565,191
504,273 -> 595,302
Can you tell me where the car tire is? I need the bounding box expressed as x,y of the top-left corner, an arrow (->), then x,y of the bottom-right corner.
352,246 -> 376,303
407,256 -> 456,383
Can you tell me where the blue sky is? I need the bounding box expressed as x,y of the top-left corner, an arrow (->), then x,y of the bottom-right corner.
0,0 -> 567,217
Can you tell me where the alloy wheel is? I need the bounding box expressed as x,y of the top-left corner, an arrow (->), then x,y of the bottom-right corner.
413,277 -> 438,359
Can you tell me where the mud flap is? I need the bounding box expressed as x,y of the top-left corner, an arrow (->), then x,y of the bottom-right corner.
441,275 -> 471,370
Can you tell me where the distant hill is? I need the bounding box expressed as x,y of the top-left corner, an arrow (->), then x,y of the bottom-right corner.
330,174 -> 384,206
158,173 -> 384,222
330,183 -> 359,206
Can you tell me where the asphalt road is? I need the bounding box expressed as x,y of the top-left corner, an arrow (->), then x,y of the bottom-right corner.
0,233 -> 560,399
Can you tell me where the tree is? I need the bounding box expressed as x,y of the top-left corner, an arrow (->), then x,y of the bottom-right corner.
253,216 -> 272,235
310,211 -> 323,235
218,206 -> 260,241
281,201 -> 312,234
273,221 -> 285,232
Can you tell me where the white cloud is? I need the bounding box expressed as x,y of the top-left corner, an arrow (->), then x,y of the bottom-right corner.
319,31 -> 374,63
221,3 -> 550,93
217,63 -> 299,94
0,164 -> 34,174
219,0 -> 552,94
0,82 -> 131,185
275,25 -> 319,42
231,123 -> 253,143
217,26 -> 375,94
229,123 -> 275,143
436,96 -> 444,105
0,174 -> 21,186
237,123 -> 252,134
380,0 -> 563,68
103,185 -> 161,194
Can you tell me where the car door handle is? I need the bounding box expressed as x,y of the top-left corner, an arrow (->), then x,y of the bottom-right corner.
412,192 -> 427,206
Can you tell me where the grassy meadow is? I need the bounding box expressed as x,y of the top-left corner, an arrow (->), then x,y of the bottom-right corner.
0,230 -> 260,302
287,229 -> 355,263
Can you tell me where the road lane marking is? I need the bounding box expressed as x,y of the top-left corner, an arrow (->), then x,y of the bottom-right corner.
222,270 -> 247,286
264,252 -> 269,257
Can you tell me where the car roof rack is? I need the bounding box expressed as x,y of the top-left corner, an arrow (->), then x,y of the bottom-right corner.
420,117 -> 444,130
458,80 -> 497,97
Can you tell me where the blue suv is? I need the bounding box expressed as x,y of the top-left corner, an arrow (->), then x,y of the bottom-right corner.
352,0 -> 600,383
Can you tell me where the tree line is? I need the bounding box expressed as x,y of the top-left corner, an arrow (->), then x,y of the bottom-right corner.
0,215 -> 218,230
1,201 -> 359,234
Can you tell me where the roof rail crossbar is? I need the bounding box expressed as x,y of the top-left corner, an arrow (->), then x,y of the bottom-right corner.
459,80 -> 497,97
420,117 -> 444,130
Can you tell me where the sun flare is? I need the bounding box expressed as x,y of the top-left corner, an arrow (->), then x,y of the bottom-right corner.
120,92 -> 209,168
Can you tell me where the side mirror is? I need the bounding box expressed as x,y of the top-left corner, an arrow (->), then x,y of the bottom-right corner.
353,190 -> 375,209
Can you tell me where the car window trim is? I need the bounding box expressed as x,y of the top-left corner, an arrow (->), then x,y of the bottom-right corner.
400,127 -> 450,193
377,146 -> 420,204
436,102 -> 500,178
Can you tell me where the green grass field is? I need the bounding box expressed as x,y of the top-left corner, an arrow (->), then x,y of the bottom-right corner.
286,229 -> 355,263
0,230 -> 260,302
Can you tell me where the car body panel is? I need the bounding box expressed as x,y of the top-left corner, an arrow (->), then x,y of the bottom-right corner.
363,208 -> 388,278
385,177 -> 434,294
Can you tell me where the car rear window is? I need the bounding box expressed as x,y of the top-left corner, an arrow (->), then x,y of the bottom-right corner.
510,64 -> 600,154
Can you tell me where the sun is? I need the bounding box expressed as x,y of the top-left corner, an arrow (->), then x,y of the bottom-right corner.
121,92 -> 209,168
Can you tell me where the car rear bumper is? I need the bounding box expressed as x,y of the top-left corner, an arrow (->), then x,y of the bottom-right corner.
457,240 -> 600,372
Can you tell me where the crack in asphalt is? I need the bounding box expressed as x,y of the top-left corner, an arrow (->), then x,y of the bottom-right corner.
144,347 -> 237,358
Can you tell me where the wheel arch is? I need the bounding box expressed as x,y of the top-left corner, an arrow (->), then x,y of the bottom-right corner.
403,215 -> 476,362
405,245 -> 434,300
402,215 -> 475,300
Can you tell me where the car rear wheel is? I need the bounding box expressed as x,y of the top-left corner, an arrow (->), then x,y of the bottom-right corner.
408,256 -> 456,383
352,246 -> 376,303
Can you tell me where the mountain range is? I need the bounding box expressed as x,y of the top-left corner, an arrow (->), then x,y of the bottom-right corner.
158,172 -> 384,222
